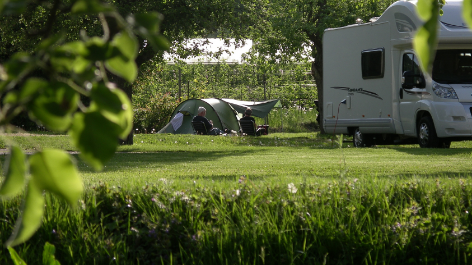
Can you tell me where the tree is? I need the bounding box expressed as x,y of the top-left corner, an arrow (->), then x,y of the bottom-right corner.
0,0 -> 168,247
243,0 -> 396,133
0,0 -> 246,143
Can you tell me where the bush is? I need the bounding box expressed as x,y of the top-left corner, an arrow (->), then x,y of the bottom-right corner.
133,93 -> 179,133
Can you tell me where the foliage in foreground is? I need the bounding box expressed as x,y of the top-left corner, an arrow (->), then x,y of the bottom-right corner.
2,177 -> 472,264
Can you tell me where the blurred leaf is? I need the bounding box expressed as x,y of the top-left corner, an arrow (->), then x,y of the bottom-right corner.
90,83 -> 133,139
105,55 -> 137,83
132,12 -> 170,51
0,146 -> 26,198
29,149 -> 83,207
416,0 -> 434,21
43,242 -> 60,265
36,34 -> 65,54
147,35 -> 171,51
1,0 -> 27,15
3,53 -> 34,84
2,91 -> 18,104
105,31 -> 138,82
29,82 -> 79,132
464,0 -> 472,29
112,31 -> 138,60
413,0 -> 439,74
18,78 -> 46,103
71,0 -> 114,15
133,12 -> 163,33
69,111 -> 121,170
51,42 -> 89,73
84,37 -> 117,61
7,247 -> 26,265
6,180 -> 45,247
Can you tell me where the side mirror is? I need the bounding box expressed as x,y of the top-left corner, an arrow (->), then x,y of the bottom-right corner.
402,70 -> 425,89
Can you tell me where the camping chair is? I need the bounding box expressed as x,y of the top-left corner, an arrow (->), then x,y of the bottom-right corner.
239,119 -> 257,136
192,121 -> 208,135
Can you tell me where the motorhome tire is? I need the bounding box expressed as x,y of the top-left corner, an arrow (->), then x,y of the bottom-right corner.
417,116 -> 440,148
353,128 -> 372,147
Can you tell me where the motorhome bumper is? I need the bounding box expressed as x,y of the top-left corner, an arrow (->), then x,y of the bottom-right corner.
431,102 -> 472,137
324,118 -> 396,134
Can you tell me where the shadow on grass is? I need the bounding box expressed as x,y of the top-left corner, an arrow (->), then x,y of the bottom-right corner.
74,149 -> 264,173
387,147 -> 472,156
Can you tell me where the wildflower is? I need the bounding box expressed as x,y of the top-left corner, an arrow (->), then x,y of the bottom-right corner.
288,183 -> 298,193
151,197 -> 156,202
235,189 -> 240,196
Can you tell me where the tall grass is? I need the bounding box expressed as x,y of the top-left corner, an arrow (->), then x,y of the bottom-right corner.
1,176 -> 472,264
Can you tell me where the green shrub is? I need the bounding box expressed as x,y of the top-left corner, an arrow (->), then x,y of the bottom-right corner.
133,93 -> 179,133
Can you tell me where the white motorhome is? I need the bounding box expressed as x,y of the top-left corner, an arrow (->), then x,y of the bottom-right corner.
323,0 -> 472,148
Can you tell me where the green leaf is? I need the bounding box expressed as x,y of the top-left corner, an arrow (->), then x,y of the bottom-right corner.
50,41 -> 89,73
132,12 -> 170,51
134,13 -> 164,33
36,34 -> 65,54
18,78 -> 46,103
6,180 -> 45,247
7,247 -> 27,265
28,82 -> 79,132
43,242 -> 61,265
0,146 -> 26,198
147,35 -> 171,51
416,0 -> 434,21
104,31 -> 138,82
463,0 -> 472,29
84,37 -> 116,61
413,18 -> 438,74
71,0 -> 114,15
3,53 -> 34,83
112,31 -> 138,60
105,55 -> 137,83
29,149 -> 83,207
90,83 -> 133,139
69,112 -> 121,170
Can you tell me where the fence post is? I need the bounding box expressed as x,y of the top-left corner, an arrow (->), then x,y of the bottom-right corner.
178,68 -> 182,102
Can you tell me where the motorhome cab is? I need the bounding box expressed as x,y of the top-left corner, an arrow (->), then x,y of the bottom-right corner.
323,0 -> 472,148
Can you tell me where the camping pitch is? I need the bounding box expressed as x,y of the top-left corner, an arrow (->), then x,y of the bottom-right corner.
158,98 -> 281,134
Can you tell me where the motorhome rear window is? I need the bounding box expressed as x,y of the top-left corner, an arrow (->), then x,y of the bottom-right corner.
361,48 -> 384,79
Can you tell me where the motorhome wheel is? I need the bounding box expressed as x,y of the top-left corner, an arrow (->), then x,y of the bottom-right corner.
417,116 -> 439,148
353,128 -> 372,147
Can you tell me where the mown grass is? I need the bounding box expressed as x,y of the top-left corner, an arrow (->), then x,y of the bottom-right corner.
1,133 -> 472,264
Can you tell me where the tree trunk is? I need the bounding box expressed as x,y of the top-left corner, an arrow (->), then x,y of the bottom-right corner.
311,40 -> 325,134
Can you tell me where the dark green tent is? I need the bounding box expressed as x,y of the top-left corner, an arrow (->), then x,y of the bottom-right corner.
158,98 -> 280,134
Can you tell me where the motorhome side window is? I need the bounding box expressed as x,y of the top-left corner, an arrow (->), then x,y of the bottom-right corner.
361,48 -> 384,79
402,53 -> 424,88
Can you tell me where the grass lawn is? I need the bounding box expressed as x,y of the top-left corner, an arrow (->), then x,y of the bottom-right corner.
1,132 -> 472,264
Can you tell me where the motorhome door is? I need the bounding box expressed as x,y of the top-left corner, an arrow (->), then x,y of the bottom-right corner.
399,51 -> 425,136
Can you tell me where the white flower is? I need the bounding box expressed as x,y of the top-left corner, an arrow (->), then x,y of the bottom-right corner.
235,189 -> 240,196
288,183 -> 298,193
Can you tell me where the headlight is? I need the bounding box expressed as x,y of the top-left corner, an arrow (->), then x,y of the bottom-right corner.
432,83 -> 458,99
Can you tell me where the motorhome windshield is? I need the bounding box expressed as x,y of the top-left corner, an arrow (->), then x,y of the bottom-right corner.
432,50 -> 472,84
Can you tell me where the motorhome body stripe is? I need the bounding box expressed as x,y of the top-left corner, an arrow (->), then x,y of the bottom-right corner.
403,89 -> 431,96
331,87 -> 383,100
